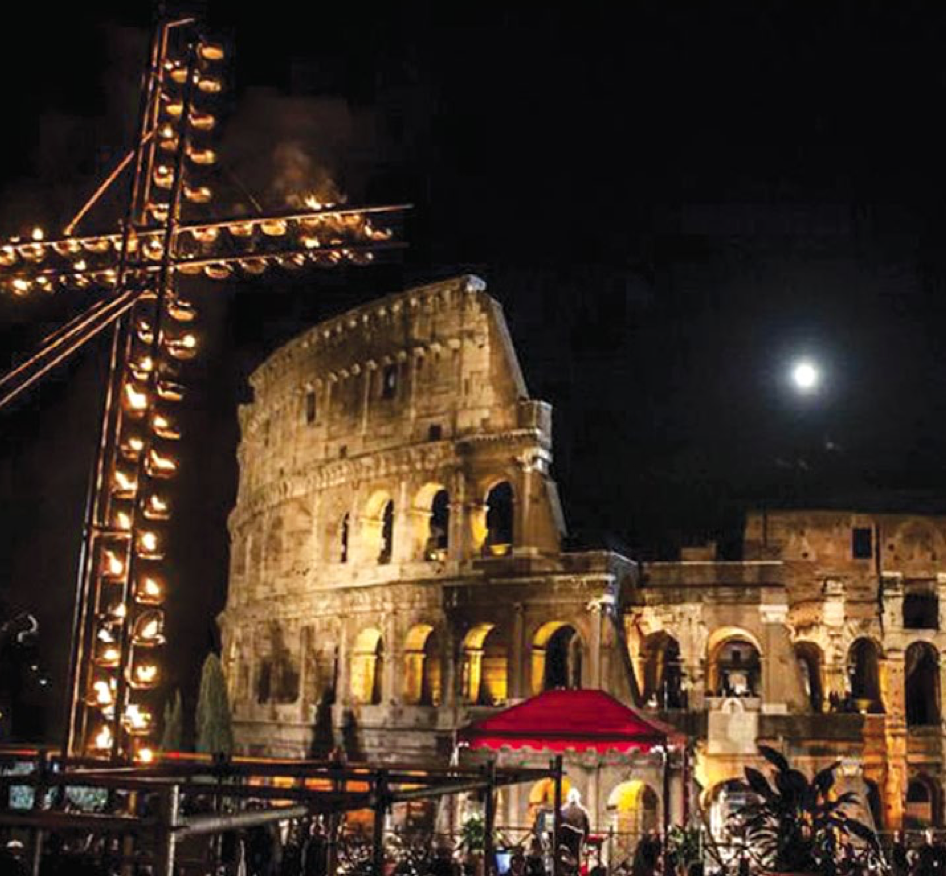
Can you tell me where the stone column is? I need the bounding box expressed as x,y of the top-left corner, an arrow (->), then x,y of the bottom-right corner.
393,480 -> 412,563
510,603 -> 525,700
588,602 -> 603,689
883,648 -> 908,830
759,600 -> 789,713
383,611 -> 399,705
358,364 -> 370,436
822,579 -> 848,701
442,626 -> 457,710
448,468 -> 466,562
514,457 -> 533,555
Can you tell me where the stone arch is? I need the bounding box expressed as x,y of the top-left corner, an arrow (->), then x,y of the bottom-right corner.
528,776 -> 573,827
794,641 -> 825,713
847,637 -> 883,713
906,641 -> 940,727
351,627 -> 384,705
402,623 -> 442,706
891,520 -> 944,567
531,621 -> 584,694
607,780 -> 660,849
410,481 -> 450,561
903,580 -> 939,630
906,775 -> 942,828
707,779 -> 749,841
461,623 -> 508,705
707,628 -> 763,697
641,631 -> 684,709
484,480 -> 514,555
864,778 -> 884,831
362,490 -> 395,565
264,512 -> 285,579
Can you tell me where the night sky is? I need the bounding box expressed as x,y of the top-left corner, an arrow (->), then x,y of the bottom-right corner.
3,2 -> 946,738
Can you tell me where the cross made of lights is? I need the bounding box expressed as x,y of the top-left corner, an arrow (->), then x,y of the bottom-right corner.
0,16 -> 407,762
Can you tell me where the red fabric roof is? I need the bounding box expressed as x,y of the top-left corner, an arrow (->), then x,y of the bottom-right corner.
458,689 -> 685,754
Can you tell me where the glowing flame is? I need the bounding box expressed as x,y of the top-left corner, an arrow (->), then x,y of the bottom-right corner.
100,647 -> 120,665
92,680 -> 113,706
138,577 -> 163,602
136,747 -> 155,764
147,449 -> 177,476
114,470 -> 137,495
94,725 -> 112,750
115,511 -> 132,531
134,664 -> 158,685
139,618 -> 160,639
124,384 -> 149,412
304,195 -> 337,211
124,703 -> 151,731
31,227 -> 44,242
139,531 -> 159,553
103,551 -> 124,577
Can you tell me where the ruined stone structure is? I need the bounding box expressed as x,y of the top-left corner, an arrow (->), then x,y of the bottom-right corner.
221,275 -> 946,841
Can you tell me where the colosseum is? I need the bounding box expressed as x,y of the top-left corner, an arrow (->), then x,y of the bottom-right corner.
220,273 -> 946,842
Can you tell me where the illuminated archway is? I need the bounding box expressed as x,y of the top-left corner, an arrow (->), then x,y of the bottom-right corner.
483,481 -> 514,556
642,631 -> 683,708
528,776 -> 573,827
402,624 -> 442,706
531,621 -> 583,694
707,628 -> 762,697
461,624 -> 508,705
411,482 -> 450,561
794,641 -> 824,713
847,638 -> 883,713
906,642 -> 940,727
607,780 -> 660,845
351,627 -> 383,705
362,491 -> 395,565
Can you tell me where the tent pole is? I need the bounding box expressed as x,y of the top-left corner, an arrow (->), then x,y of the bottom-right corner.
662,745 -> 671,845
552,754 -> 563,876
372,770 -> 388,876
484,760 -> 496,876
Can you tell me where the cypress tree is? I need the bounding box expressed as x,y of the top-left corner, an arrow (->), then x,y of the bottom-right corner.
195,653 -> 234,755
160,689 -> 184,752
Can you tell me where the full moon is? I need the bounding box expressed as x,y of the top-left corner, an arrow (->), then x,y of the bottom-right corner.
791,359 -> 820,393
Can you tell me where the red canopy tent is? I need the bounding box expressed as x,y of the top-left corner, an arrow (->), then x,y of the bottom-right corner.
458,690 -> 688,874
457,688 -> 685,753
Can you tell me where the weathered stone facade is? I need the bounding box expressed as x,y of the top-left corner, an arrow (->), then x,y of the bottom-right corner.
221,275 -> 946,839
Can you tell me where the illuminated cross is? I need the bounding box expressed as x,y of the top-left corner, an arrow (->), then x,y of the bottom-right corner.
0,17 -> 407,762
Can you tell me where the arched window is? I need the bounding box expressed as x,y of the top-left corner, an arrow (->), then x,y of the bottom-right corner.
257,660 -> 272,704
794,642 -> 824,713
484,481 -> 514,556
864,779 -> 884,831
712,638 -> 761,697
532,622 -> 583,694
351,628 -> 383,705
906,642 -> 940,727
607,781 -> 660,855
339,513 -> 350,563
403,625 -> 441,706
642,632 -> 684,709
425,489 -> 450,560
904,582 -> 939,630
906,777 -> 941,828
461,624 -> 508,705
379,500 -> 395,564
847,638 -> 883,712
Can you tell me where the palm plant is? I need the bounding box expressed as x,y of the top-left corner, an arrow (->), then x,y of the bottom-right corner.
732,745 -> 880,875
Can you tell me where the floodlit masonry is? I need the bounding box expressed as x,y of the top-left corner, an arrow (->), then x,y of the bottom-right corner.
220,274 -> 946,841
